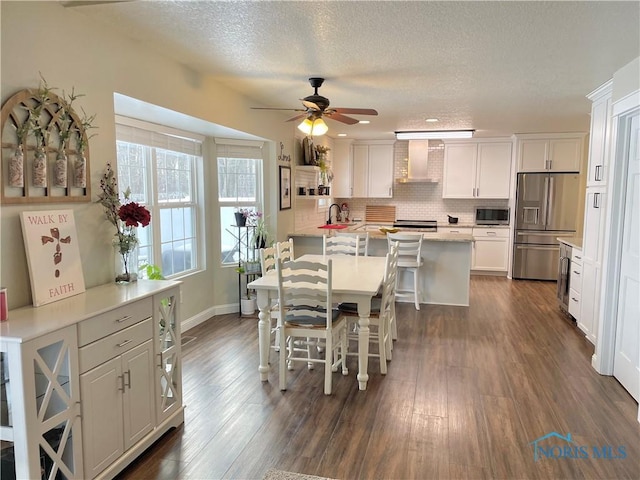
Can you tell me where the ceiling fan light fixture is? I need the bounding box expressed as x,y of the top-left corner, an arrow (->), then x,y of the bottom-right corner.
395,129 -> 475,140
298,117 -> 328,136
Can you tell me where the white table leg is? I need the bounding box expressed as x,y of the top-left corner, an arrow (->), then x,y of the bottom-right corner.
356,296 -> 372,390
256,290 -> 271,381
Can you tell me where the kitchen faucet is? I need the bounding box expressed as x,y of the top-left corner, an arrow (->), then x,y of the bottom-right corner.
327,203 -> 341,225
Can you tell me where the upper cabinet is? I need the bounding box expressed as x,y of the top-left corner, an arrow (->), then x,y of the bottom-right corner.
331,139 -> 353,197
516,133 -> 586,172
585,80 -> 613,187
442,139 -> 512,199
333,140 -> 394,198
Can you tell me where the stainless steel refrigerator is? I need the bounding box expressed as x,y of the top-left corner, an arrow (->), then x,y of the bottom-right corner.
512,172 -> 581,280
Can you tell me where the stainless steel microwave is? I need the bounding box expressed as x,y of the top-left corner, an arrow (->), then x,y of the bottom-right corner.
475,207 -> 510,225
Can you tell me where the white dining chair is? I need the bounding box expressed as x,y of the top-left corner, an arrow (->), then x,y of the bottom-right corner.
323,234 -> 361,256
337,241 -> 399,372
336,231 -> 370,256
387,232 -> 423,310
259,246 -> 281,351
275,258 -> 349,395
276,238 -> 295,262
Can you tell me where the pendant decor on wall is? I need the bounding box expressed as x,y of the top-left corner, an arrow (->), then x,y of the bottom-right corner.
0,77 -> 96,204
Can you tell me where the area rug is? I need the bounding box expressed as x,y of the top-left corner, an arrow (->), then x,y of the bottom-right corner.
262,468 -> 336,480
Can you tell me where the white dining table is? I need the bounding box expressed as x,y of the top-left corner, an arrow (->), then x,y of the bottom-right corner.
247,253 -> 387,391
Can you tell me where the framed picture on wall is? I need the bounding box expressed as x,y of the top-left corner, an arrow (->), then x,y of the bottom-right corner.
279,166 -> 291,210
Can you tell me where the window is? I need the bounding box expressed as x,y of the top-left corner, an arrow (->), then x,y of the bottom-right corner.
116,118 -> 203,278
216,140 -> 264,265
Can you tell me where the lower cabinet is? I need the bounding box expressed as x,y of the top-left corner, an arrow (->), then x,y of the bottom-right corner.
568,248 -> 583,321
80,339 -> 155,478
579,259 -> 600,344
472,228 -> 509,272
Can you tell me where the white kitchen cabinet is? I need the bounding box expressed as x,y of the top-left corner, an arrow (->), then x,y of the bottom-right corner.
351,142 -> 394,198
331,139 -> 353,197
471,227 -> 509,272
442,140 -> 512,199
516,134 -> 585,172
439,226 -> 473,235
586,80 -> 613,187
0,281 -> 184,480
579,259 -> 600,344
568,248 -> 583,321
582,188 -> 606,264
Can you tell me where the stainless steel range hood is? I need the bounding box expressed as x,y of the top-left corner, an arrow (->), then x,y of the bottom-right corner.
397,140 -> 438,183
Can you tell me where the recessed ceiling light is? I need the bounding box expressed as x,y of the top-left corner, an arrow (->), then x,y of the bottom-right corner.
337,133 -> 347,137
359,120 -> 370,124
426,118 -> 439,123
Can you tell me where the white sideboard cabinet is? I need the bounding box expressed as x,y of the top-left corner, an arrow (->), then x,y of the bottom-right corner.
0,280 -> 183,480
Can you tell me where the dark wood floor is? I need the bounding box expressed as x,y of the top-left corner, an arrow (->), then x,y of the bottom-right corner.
118,276 -> 640,480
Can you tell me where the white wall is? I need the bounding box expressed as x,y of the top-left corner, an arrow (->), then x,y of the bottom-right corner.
1,1 -> 295,322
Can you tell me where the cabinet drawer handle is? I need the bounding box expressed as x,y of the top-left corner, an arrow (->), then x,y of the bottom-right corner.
115,315 -> 132,323
118,374 -> 125,392
593,192 -> 600,208
573,270 -> 580,275
117,339 -> 133,348
124,370 -> 131,389
487,231 -> 497,236
595,165 -> 602,181
571,297 -> 578,302
574,255 -> 581,260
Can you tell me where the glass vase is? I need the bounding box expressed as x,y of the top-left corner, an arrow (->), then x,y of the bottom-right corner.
33,147 -> 47,188
54,151 -> 68,187
114,231 -> 138,283
74,153 -> 86,188
8,146 -> 24,188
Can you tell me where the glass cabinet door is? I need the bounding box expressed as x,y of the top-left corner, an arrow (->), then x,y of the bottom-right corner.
2,325 -> 83,480
154,287 -> 182,424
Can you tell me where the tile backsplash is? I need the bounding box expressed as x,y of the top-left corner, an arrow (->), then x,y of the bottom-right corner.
294,140 -> 509,229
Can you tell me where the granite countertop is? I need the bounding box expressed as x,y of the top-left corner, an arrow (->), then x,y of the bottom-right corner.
291,223 -> 473,242
558,236 -> 583,250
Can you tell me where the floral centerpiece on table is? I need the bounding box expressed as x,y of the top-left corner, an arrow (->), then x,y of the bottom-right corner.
97,163 -> 151,283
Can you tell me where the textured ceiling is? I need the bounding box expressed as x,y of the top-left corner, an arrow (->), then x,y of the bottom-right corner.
64,1 -> 640,140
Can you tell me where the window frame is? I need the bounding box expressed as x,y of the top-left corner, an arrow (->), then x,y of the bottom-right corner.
216,139 -> 264,266
115,116 -> 204,279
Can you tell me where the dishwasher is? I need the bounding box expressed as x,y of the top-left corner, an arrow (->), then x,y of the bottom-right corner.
556,242 -> 572,312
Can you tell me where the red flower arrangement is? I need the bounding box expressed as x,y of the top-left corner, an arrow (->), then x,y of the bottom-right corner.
118,202 -> 151,227
97,163 -> 151,282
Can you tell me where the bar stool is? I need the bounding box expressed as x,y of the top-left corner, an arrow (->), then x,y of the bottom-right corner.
387,232 -> 423,310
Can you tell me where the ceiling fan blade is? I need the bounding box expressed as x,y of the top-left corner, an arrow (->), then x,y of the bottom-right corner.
251,107 -> 305,112
301,100 -> 321,111
332,107 -> 378,116
325,112 -> 359,125
61,0 -> 135,7
285,113 -> 308,123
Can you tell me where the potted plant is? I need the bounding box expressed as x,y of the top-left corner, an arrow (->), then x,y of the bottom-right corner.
316,145 -> 333,194
249,212 -> 270,249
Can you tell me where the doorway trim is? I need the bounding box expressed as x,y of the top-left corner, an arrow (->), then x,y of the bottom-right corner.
594,90 -> 639,421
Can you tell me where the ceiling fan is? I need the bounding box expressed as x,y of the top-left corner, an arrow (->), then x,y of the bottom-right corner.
252,77 -> 378,136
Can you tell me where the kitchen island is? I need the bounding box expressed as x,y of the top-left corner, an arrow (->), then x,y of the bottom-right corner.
290,225 -> 472,306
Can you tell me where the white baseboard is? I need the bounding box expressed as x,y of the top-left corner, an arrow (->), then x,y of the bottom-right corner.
182,303 -> 238,332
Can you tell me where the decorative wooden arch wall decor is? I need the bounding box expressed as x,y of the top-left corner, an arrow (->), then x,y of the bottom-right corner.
1,88 -> 92,204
